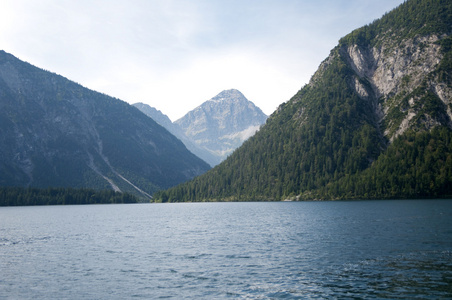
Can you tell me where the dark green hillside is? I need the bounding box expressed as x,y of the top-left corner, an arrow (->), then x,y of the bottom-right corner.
155,50 -> 386,202
0,51 -> 210,198
321,128 -> 452,199
155,0 -> 452,202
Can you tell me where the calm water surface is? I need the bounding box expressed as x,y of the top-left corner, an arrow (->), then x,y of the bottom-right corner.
1,200 -> 451,299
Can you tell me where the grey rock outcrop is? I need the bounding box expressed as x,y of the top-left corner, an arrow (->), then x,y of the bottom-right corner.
135,89 -> 267,167
175,89 -> 268,166
312,33 -> 451,142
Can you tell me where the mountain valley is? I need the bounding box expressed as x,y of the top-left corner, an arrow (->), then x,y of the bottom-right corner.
155,0 -> 452,202
0,0 -> 450,204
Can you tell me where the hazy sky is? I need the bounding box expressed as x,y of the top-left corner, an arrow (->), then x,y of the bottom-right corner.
1,0 -> 405,121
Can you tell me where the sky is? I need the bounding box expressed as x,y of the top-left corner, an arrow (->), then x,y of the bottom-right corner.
0,0 -> 405,121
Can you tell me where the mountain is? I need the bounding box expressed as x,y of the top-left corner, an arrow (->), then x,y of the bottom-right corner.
175,89 -> 268,166
0,51 -> 210,198
132,103 -> 174,132
134,89 -> 268,166
133,102 -> 219,167
155,0 -> 452,202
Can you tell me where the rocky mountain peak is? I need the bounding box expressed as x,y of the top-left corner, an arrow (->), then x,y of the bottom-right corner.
134,89 -> 267,167
174,89 -> 267,165
209,89 -> 245,103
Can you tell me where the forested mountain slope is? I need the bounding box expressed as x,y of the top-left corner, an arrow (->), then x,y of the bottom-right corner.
0,51 -> 210,198
155,0 -> 452,202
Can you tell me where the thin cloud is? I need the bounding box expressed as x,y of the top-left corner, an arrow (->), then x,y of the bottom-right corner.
0,0 -> 405,120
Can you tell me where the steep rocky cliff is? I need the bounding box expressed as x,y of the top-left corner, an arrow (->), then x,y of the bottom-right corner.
317,34 -> 451,141
155,0 -> 452,202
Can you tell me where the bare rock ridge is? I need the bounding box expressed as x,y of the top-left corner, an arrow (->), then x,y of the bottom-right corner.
135,89 -> 268,166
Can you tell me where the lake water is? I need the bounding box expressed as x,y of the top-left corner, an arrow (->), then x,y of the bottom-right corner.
1,200 -> 451,299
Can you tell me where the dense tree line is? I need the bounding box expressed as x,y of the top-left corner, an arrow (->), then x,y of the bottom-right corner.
313,127 -> 452,200
0,187 -> 138,206
154,0 -> 452,202
154,49 -> 386,202
340,0 -> 452,48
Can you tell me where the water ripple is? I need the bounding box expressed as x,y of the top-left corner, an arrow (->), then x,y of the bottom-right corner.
0,201 -> 451,299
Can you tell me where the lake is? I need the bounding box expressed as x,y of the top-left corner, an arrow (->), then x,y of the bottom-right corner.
1,200 -> 451,299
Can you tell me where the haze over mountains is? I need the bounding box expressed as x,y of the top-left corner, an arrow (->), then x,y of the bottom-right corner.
156,0 -> 452,202
0,50 -> 266,198
134,89 -> 267,166
0,0 -> 450,203
0,50 -> 210,198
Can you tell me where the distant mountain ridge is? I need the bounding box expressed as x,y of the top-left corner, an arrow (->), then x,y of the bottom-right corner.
132,103 -> 174,131
135,89 -> 267,166
175,89 -> 268,165
133,102 -> 219,167
156,0 -> 452,202
0,50 -> 210,197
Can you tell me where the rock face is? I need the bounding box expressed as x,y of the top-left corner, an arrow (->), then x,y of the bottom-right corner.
339,35 -> 451,140
175,89 -> 268,166
0,51 -> 210,197
135,89 -> 267,166
154,0 -> 452,202
308,34 -> 452,145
